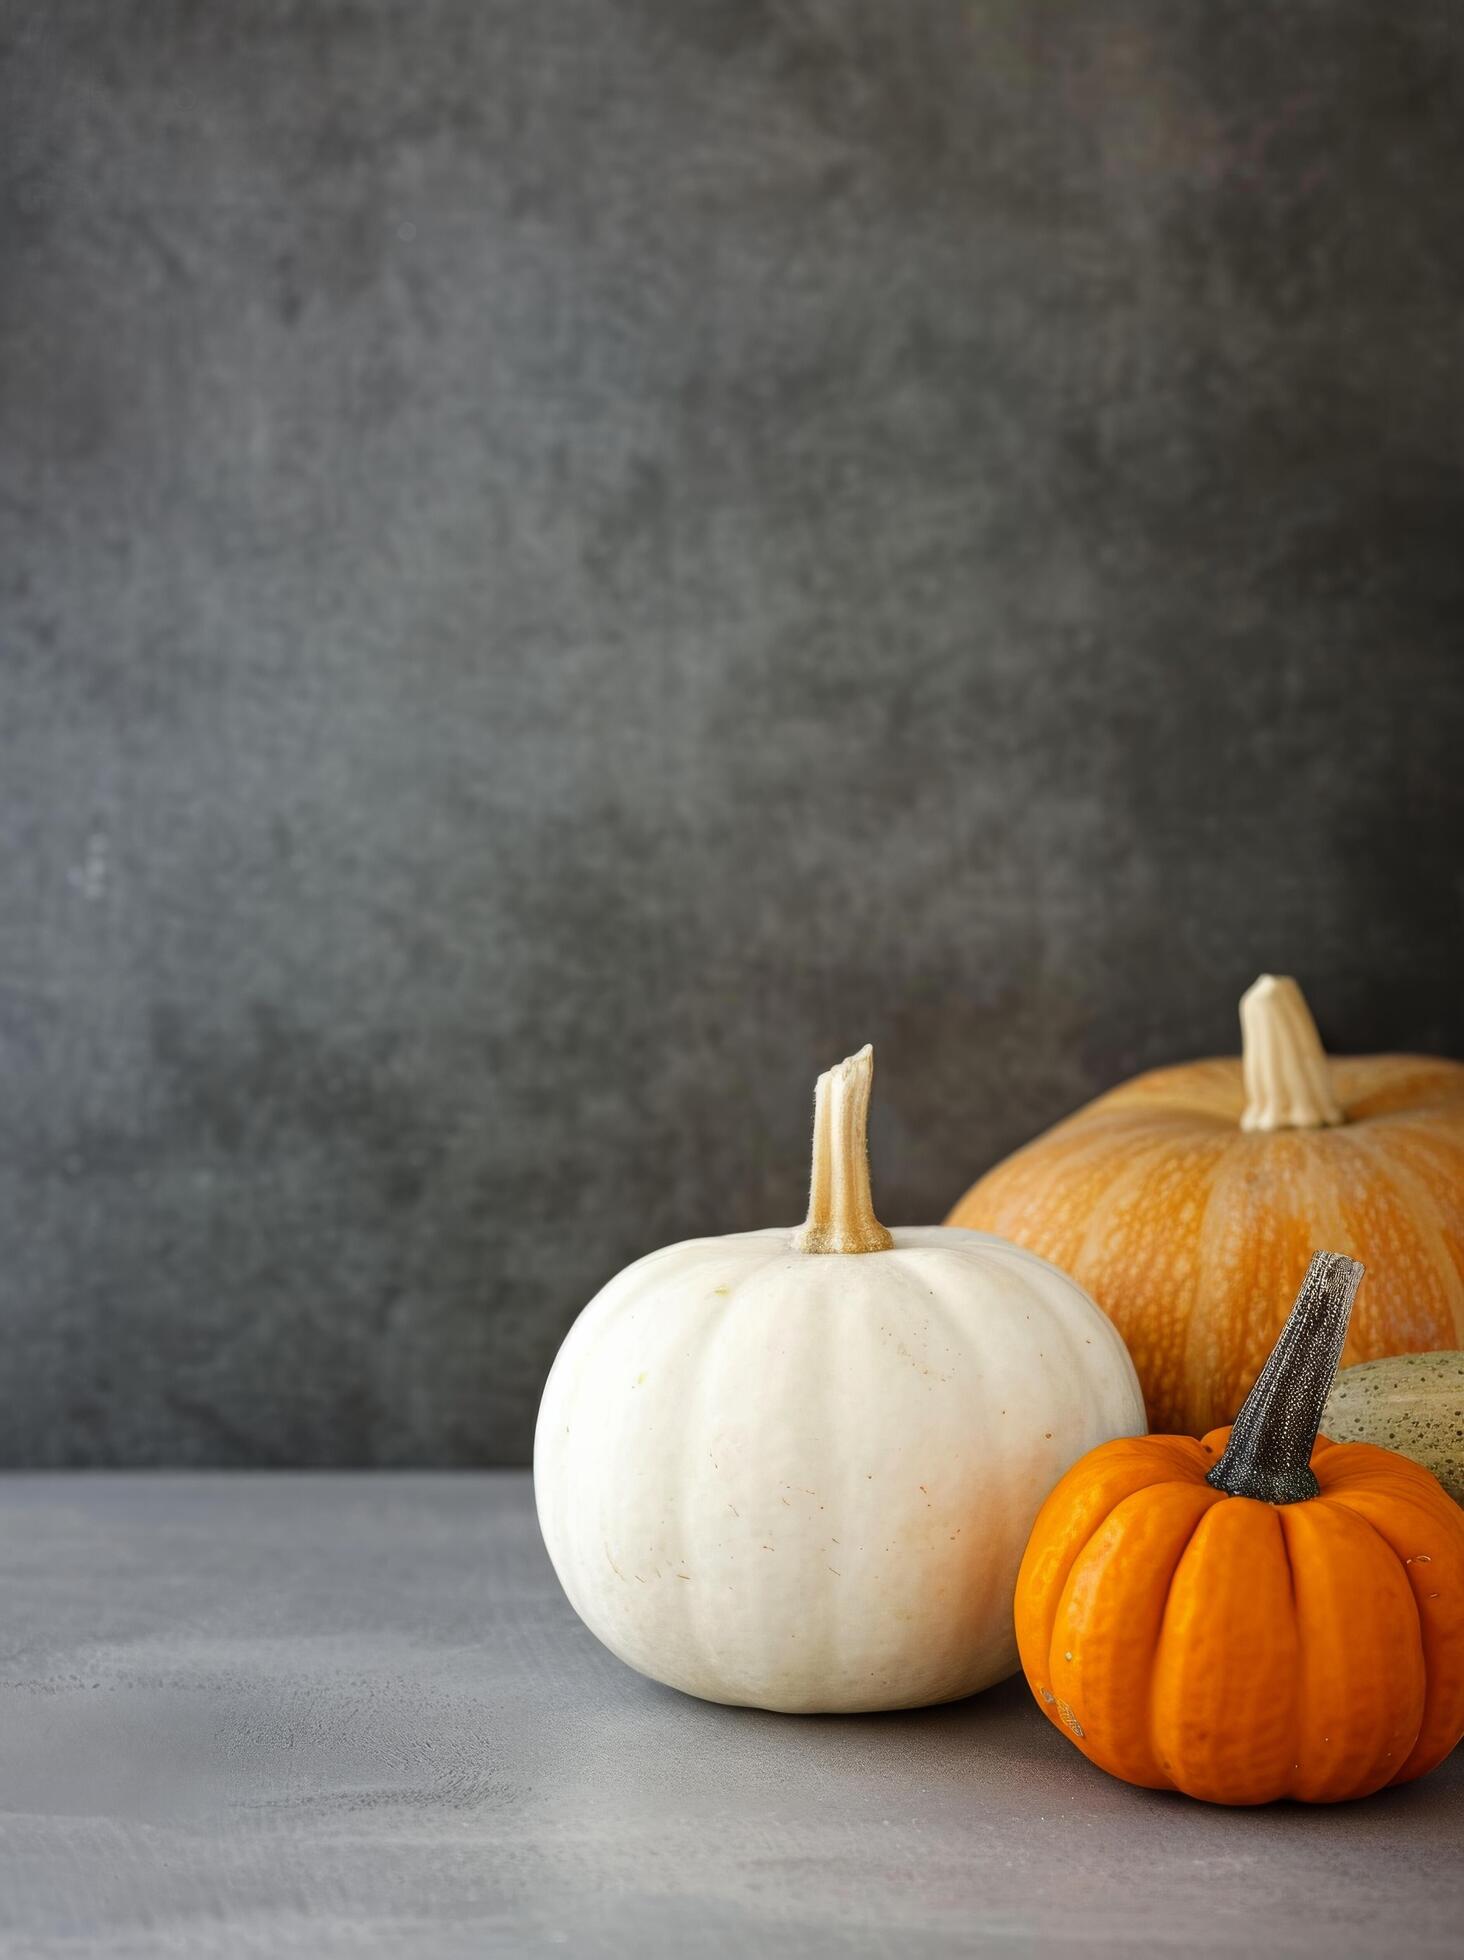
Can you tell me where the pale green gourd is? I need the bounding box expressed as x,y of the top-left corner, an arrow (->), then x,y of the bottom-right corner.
1323,1350 -> 1464,1505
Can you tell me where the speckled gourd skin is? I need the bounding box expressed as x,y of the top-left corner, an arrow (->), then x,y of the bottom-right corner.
1324,1351 -> 1464,1506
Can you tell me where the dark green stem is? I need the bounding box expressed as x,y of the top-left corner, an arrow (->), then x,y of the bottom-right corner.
1206,1251 -> 1365,1504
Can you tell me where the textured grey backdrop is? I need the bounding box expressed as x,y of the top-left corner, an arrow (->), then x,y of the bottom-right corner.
2,2 -> 1461,1466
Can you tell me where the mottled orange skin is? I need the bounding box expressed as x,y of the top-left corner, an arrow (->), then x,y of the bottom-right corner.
949,1056 -> 1464,1434
1016,1429 -> 1464,1804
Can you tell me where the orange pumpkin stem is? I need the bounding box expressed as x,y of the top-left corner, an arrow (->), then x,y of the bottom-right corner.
791,1045 -> 894,1255
1239,974 -> 1344,1132
1206,1251 -> 1365,1504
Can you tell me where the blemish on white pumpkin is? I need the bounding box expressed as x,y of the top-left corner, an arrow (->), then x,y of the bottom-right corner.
727,1503 -> 739,1516
827,1565 -> 842,1577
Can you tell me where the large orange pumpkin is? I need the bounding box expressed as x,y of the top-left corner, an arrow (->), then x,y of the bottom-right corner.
949,975 -> 1464,1433
1016,1252 -> 1464,1805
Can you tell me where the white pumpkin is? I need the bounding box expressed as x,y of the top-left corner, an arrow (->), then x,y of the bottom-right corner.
535,1047 -> 1143,1713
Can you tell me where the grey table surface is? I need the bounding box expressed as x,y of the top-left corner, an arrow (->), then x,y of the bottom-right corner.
1,1474 -> 1459,1959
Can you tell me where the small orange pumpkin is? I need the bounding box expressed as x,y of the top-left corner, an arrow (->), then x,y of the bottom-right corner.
1016,1252 -> 1464,1805
949,974 -> 1464,1433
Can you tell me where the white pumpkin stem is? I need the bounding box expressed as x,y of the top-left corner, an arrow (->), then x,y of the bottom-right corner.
1239,975 -> 1344,1133
791,1045 -> 894,1255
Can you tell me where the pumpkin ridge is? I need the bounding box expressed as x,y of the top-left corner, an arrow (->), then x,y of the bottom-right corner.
1313,1487 -> 1430,1662
1311,1439 -> 1452,1505
1274,1504 -> 1302,1801
1015,1443 -> 1201,1742
1342,1125 -> 1464,1340
1278,1498 -> 1427,1800
1149,1499 -> 1300,1804
1143,1515 -> 1184,1795
912,1253 -> 1042,1689
1316,1479 -> 1464,1785
677,1260 -> 747,1696
1334,1130 -> 1461,1351
968,1249 -> 1144,1542
1051,1478 -> 1219,1789
1068,1130 -> 1236,1425
956,1112 -> 1170,1221
1175,1129 -> 1244,1435
1181,1137 -> 1253,1433
1069,1130 -> 1220,1273
958,1100 -> 1235,1230
1188,1137 -> 1355,1435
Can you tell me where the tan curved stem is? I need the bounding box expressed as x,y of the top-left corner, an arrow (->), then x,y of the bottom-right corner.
1239,975 -> 1344,1132
791,1045 -> 894,1254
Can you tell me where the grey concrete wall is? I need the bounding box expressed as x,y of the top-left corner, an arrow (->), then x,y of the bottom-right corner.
2,1 -> 1460,1466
